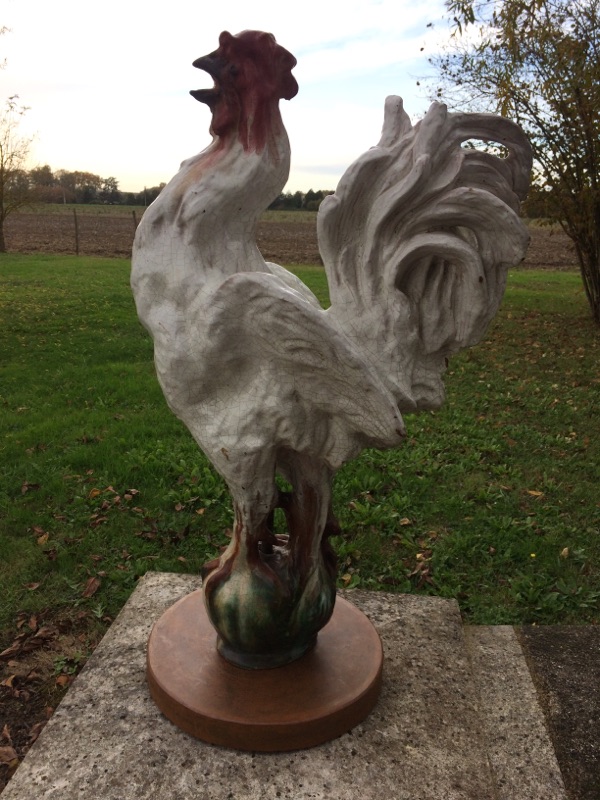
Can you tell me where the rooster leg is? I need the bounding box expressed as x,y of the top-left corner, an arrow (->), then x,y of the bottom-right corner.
201,462 -> 300,668
204,468 -> 280,586
201,451 -> 337,668
275,449 -> 338,635
276,450 -> 336,580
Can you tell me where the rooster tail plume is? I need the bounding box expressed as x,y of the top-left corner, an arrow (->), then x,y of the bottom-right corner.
319,98 -> 533,411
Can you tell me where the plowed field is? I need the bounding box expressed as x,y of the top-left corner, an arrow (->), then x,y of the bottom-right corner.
3,209 -> 578,269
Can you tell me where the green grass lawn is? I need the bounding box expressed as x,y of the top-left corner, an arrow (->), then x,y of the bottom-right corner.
1,255 -> 598,643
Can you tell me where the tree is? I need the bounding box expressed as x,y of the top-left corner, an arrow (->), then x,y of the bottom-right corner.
72,171 -> 102,204
0,96 -> 34,253
433,0 -> 600,323
54,169 -> 77,203
29,164 -> 66,203
99,176 -> 120,204
29,164 -> 54,187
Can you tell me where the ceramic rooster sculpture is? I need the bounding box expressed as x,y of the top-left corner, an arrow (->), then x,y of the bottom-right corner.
132,30 -> 532,669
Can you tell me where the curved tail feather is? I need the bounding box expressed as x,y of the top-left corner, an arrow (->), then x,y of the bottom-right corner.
318,98 -> 532,410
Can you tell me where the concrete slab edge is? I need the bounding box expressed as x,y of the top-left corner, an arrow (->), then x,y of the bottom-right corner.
464,625 -> 567,800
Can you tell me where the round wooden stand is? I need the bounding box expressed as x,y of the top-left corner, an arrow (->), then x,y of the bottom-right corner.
147,590 -> 383,751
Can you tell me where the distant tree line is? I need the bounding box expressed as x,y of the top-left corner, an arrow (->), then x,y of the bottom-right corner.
268,189 -> 334,211
23,164 -> 166,206
25,165 -> 333,211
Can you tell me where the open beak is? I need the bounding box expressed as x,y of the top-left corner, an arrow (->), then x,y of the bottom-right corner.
190,52 -> 226,109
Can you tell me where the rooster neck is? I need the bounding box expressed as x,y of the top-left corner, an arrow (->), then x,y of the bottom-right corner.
213,90 -> 289,160
173,117 -> 289,259
131,100 -> 292,338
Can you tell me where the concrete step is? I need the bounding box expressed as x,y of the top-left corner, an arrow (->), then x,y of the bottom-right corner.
1,574 -> 568,800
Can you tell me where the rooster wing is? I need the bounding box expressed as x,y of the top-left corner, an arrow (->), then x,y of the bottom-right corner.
174,271 -> 405,487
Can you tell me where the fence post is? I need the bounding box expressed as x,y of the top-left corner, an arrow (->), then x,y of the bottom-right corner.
73,208 -> 80,256
132,209 -> 138,234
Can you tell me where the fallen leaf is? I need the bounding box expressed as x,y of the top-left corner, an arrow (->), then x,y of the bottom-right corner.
28,721 -> 46,744
1,675 -> 17,688
527,490 -> 545,498
1,725 -> 11,745
33,627 -> 56,641
55,675 -> 71,688
88,488 -> 101,500
0,636 -> 26,660
36,533 -> 49,546
341,573 -> 352,586
89,516 -> 108,528
82,576 -> 101,598
560,547 -> 570,559
399,517 -> 412,526
0,746 -> 18,765
174,502 -> 184,512
79,435 -> 101,445
195,508 -> 206,516
21,481 -> 41,495
177,556 -> 187,563
2,626 -> 58,661
24,582 -> 41,591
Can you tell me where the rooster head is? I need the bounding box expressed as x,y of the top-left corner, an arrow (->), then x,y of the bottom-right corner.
191,30 -> 298,153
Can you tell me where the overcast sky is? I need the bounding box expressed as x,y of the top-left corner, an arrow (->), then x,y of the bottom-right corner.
2,0 -> 451,194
